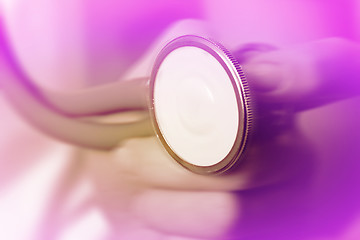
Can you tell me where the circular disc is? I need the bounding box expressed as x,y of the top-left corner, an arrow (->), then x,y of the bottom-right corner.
149,35 -> 252,175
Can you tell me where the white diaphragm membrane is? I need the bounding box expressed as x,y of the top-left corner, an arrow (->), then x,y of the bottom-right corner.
153,46 -> 240,167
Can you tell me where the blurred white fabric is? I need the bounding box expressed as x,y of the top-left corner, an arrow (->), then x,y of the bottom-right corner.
0,95 -> 109,239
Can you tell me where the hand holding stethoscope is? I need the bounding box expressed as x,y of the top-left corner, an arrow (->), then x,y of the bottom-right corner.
1,12 -> 360,177
0,15 -> 259,175
2,6 -> 360,238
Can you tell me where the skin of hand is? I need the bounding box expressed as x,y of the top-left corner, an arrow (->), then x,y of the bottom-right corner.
7,9 -> 350,237
74,37 -> 360,239
2,2 -> 360,238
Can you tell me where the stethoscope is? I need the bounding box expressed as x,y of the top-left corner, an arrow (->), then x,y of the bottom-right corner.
0,18 -> 253,175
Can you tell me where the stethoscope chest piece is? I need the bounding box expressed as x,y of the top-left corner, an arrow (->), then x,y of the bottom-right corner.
150,35 -> 252,175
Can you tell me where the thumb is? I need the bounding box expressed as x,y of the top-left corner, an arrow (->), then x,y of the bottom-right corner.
238,39 -> 360,110
240,48 -> 319,105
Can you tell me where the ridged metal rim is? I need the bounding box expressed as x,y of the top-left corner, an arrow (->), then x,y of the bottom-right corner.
149,35 -> 253,175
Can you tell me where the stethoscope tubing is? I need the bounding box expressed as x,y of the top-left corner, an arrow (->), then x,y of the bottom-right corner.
0,16 -> 153,150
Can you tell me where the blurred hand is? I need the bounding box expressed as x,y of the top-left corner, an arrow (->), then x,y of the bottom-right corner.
2,8 -> 360,238
77,39 -> 360,240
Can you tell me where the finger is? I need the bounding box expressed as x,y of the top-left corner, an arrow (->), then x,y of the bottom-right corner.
233,43 -> 281,92
82,126 -> 314,192
241,47 -> 319,103
131,189 -> 239,239
241,38 -> 360,110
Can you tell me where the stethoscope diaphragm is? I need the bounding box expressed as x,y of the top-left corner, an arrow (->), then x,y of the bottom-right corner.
150,35 -> 253,175
1,16 -> 254,175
